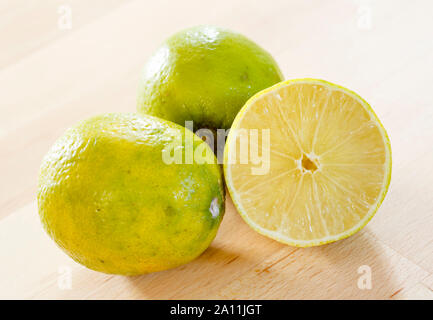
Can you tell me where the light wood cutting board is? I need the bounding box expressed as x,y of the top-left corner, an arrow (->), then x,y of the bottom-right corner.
0,0 -> 432,299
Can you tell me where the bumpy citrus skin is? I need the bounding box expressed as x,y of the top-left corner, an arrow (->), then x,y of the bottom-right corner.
137,25 -> 284,130
37,113 -> 225,275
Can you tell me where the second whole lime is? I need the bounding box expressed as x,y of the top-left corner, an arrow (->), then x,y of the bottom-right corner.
137,25 -> 284,130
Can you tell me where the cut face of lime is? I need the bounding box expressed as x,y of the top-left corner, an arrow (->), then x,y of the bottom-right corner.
224,79 -> 391,247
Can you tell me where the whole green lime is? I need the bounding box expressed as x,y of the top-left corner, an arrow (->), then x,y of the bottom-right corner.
37,113 -> 225,275
137,25 -> 284,129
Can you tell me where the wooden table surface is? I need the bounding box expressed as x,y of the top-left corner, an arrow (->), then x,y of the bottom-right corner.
1,0 -> 432,300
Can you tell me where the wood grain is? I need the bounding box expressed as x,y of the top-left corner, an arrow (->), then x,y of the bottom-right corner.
0,0 -> 432,299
